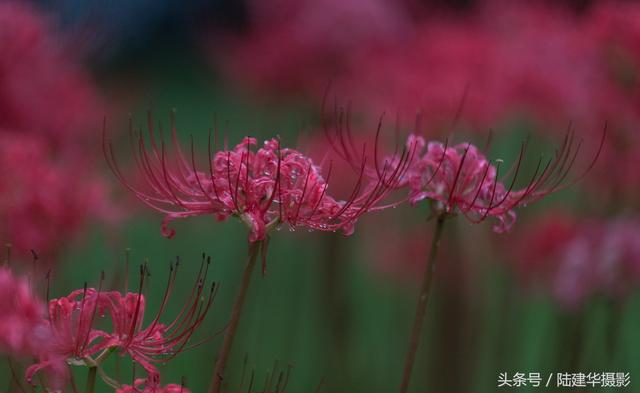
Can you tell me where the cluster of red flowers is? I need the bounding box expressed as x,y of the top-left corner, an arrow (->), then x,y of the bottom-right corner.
0,2 -> 115,260
1,257 -> 210,391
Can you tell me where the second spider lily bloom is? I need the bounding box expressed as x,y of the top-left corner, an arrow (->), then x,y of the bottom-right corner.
116,378 -> 190,393
390,130 -> 604,233
102,260 -> 217,386
361,128 -> 604,393
104,116 -> 407,243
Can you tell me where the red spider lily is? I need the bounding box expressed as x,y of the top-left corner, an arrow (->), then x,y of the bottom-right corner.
103,114 -> 410,243
117,378 -> 190,393
321,97 -> 604,232
26,256 -> 216,387
102,258 -> 217,386
388,128 -> 605,232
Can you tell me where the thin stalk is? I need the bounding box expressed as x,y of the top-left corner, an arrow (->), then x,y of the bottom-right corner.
209,241 -> 262,393
321,235 -> 349,389
70,370 -> 79,393
86,366 -> 97,393
399,215 -> 446,393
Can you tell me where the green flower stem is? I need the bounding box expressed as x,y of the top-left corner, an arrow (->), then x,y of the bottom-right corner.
209,241 -> 262,393
399,214 -> 446,393
85,366 -> 97,393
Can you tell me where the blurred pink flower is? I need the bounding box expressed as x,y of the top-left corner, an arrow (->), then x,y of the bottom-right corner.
516,214 -> 640,308
211,0 -> 411,95
106,122 -> 407,242
0,267 -> 50,358
0,2 -> 118,260
336,20 -> 506,126
581,2 -> 640,198
117,379 -> 189,393
0,2 -> 103,148
0,133 -> 115,258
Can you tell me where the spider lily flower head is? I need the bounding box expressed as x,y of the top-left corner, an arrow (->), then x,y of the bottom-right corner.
386,127 -> 604,232
103,257 -> 217,385
116,378 -> 190,393
27,256 -> 216,388
104,114 -> 407,243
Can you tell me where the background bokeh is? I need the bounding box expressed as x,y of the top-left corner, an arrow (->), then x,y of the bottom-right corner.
2,0 -> 640,392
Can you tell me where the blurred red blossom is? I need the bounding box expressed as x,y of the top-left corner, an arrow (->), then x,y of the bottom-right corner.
0,134 -> 115,258
515,213 -> 640,308
0,267 -> 50,359
0,266 -> 67,389
0,2 -> 118,260
211,0 -> 411,95
0,1 -> 103,149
